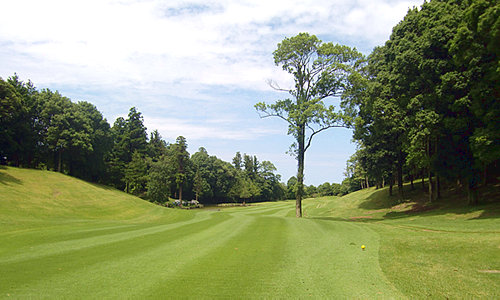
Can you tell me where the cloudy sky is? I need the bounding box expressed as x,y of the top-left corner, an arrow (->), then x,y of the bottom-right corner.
0,0 -> 423,185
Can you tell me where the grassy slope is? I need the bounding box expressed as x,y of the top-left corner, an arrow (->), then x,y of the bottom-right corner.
1,166 -> 499,298
302,184 -> 500,299
0,167 -> 190,225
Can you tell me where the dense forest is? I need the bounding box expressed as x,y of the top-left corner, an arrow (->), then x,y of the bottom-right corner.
343,0 -> 499,204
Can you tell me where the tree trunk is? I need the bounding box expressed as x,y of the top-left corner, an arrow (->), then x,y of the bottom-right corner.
483,163 -> 487,187
434,140 -> 440,200
427,137 -> 434,202
467,181 -> 478,205
296,124 -> 305,218
57,150 -> 62,173
421,176 -> 425,191
428,169 -> 434,203
388,174 -> 393,196
467,168 -> 479,205
410,174 -> 414,191
436,175 -> 441,200
397,152 -> 404,199
179,185 -> 183,202
12,152 -> 19,167
366,176 -> 370,188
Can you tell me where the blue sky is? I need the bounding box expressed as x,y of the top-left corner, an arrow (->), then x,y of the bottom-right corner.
0,0 -> 423,185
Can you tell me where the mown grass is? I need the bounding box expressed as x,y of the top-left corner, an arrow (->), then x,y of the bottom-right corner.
302,183 -> 500,299
0,166 -> 499,298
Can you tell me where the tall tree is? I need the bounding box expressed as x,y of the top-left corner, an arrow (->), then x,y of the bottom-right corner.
147,154 -> 173,203
191,147 -> 214,202
450,0 -> 500,198
71,101 -> 112,181
171,136 -> 190,202
0,78 -> 24,165
232,151 -> 242,170
125,107 -> 148,160
353,45 -> 407,197
124,151 -> 148,195
38,89 -> 92,173
106,107 -> 148,191
256,160 -> 283,201
5,74 -> 39,167
147,129 -> 167,161
255,33 -> 364,217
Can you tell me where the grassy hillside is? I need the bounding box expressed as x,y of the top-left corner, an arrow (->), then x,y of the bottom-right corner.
0,166 -> 190,226
1,166 -> 499,298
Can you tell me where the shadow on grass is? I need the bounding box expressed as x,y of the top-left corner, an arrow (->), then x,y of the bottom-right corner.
309,216 -> 385,223
89,182 -> 117,191
357,188 -> 399,210
0,168 -> 22,185
356,182 -> 500,221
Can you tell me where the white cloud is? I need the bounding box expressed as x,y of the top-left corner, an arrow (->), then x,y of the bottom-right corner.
144,116 -> 282,141
0,0 -> 422,90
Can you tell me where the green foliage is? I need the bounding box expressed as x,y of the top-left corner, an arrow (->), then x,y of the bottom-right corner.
71,101 -> 112,181
232,151 -> 242,170
124,151 -> 148,196
230,153 -> 284,203
0,77 -> 25,163
450,0 -> 500,166
170,136 -> 190,200
39,89 -> 94,172
286,176 -> 298,199
106,107 -> 149,190
147,129 -> 167,160
147,154 -> 173,203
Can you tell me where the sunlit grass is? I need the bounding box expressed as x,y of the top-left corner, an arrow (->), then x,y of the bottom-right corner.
0,167 -> 498,298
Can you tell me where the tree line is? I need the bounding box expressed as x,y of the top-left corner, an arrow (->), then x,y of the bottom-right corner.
0,74 -> 284,204
344,0 -> 499,204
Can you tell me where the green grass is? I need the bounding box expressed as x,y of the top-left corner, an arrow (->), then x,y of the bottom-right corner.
1,166 -> 499,298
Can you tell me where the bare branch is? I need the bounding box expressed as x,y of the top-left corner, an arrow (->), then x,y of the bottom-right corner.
304,123 -> 347,152
266,79 -> 289,92
257,110 -> 293,126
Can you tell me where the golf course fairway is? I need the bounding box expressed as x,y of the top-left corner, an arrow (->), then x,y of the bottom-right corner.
1,167 -> 499,298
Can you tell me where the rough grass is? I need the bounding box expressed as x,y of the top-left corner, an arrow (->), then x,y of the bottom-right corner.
1,166 -> 499,298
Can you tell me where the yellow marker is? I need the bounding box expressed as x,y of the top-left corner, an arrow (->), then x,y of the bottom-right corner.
361,245 -> 366,250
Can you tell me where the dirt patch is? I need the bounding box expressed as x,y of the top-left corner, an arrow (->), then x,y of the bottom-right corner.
405,203 -> 437,214
391,202 -> 414,211
350,216 -> 373,220
478,270 -> 500,274
366,208 -> 389,214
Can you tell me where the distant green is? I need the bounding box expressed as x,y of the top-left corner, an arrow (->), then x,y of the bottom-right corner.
1,167 -> 498,298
